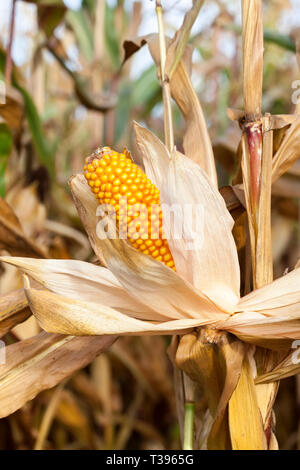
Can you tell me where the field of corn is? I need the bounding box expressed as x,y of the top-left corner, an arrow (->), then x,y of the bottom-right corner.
0,0 -> 300,451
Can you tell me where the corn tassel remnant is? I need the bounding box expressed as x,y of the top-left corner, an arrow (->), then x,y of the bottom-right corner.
84,146 -> 175,270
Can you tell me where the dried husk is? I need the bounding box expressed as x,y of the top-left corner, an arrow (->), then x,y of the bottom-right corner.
228,353 -> 266,450
176,328 -> 244,449
23,276 -> 212,336
133,125 -> 240,311
160,149 -> 240,311
70,174 -> 227,323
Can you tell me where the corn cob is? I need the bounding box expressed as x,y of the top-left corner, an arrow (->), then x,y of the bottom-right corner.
84,146 -> 175,270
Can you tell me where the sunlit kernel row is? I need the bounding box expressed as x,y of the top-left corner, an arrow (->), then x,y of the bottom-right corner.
84,147 -> 175,270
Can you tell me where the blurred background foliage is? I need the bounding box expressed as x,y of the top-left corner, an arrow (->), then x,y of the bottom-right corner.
0,0 -> 300,450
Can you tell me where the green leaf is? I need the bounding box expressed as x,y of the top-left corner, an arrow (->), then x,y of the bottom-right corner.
23,0 -> 67,37
104,4 -> 121,69
0,123 -> 13,197
131,65 -> 160,109
66,9 -> 94,61
264,29 -> 296,53
15,84 -> 56,177
114,82 -> 131,143
38,5 -> 66,38
0,49 -> 56,178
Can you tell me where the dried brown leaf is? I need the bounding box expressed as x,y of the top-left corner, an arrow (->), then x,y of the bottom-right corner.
0,331 -> 116,418
0,86 -> 23,130
0,288 -> 30,337
0,198 -> 47,258
255,348 -> 300,384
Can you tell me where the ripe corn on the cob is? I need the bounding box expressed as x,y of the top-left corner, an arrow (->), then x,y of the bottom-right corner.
84,146 -> 175,270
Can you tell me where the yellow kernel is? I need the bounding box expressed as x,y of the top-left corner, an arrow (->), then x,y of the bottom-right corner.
128,197 -> 136,205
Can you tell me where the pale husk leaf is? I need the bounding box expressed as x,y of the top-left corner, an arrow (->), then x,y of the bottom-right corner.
161,149 -> 240,311
219,311 -> 300,346
70,174 -> 227,322
133,121 -> 170,189
0,256 -> 166,321
24,281 -> 217,336
236,267 -> 300,312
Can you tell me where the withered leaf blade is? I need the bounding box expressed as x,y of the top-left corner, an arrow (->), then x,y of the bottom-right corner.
272,117 -> 300,183
0,256 -> 166,321
0,198 -> 47,258
0,86 -> 23,130
0,288 -> 30,338
0,331 -> 116,418
228,354 -> 266,450
165,0 -> 204,79
255,347 -> 300,384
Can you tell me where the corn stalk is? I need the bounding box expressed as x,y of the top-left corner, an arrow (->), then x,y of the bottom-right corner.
228,0 -> 279,450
